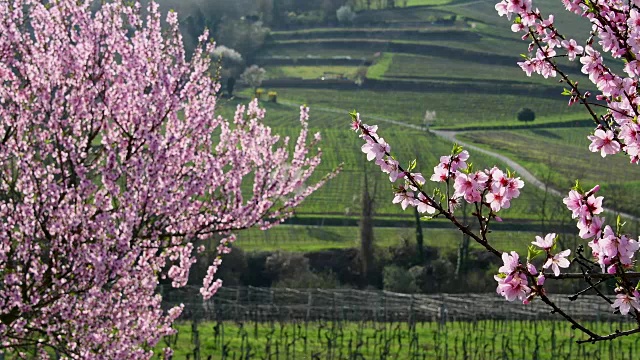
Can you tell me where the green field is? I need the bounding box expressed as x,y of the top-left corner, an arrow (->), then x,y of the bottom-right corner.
265,65 -> 360,80
157,319 -> 640,359
366,52 -> 394,79
406,0 -> 454,6
235,225 -> 552,255
264,88 -> 581,128
382,53 -> 551,85
352,0 -> 455,11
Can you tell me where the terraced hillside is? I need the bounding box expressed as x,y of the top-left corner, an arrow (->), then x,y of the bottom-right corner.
221,0 -> 640,251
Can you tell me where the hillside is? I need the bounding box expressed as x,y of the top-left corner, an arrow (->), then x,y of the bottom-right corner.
214,0 -> 640,252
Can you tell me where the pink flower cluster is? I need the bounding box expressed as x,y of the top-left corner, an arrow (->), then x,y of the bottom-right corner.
494,232 -> 571,304
430,151 -> 524,212
564,187 -> 640,273
355,114 -> 437,215
495,252 -> 532,302
496,0 -> 640,163
355,114 -> 524,217
531,233 -> 571,277
452,166 -> 524,212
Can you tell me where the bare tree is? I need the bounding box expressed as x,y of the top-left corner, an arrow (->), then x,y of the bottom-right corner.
360,170 -> 376,285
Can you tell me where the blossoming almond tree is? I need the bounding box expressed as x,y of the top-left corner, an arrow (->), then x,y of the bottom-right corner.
353,0 -> 640,343
0,0 -> 333,358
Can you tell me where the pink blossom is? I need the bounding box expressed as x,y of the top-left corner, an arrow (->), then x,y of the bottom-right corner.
561,39 -> 584,61
599,225 -> 619,259
376,158 -> 403,182
563,190 -> 583,218
612,294 -> 640,315
505,176 -> 524,198
361,138 -> 390,161
588,129 -> 620,157
0,0 -> 330,355
485,187 -> 511,212
453,172 -> 482,202
495,1 -> 511,18
351,113 -> 362,131
543,249 -> 571,276
499,251 -> 521,274
618,235 -> 640,265
495,273 -> 531,302
392,185 -> 416,210
416,193 -> 436,214
586,194 -> 604,216
578,216 -> 604,239
430,163 -> 450,182
532,233 -> 556,250
409,172 -> 426,186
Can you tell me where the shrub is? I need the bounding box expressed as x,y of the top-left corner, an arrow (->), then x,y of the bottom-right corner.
336,5 -> 356,24
383,265 -> 417,293
517,107 -> 536,122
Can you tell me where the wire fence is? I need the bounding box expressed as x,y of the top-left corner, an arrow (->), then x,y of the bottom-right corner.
158,287 -> 640,360
161,286 -> 630,324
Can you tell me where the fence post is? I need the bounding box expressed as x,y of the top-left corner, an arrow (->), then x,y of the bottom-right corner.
306,290 -> 312,322
234,288 -> 240,320
409,294 -> 415,326
191,315 -> 200,360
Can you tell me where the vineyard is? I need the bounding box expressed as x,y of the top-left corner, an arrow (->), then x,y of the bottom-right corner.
213,98 -> 585,223
157,287 -> 640,359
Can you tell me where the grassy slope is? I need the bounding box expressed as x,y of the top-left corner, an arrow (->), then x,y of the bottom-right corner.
366,52 -> 394,79
383,53 -> 551,85
265,88 -> 580,127
264,65 -> 360,80
235,225 -> 564,256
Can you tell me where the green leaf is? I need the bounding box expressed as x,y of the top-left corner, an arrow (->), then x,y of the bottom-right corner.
616,215 -> 626,235
349,110 -> 358,120
572,179 -> 584,194
452,143 -> 463,155
561,88 -> 572,96
527,245 -> 543,261
408,159 -> 417,172
466,163 -> 474,173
